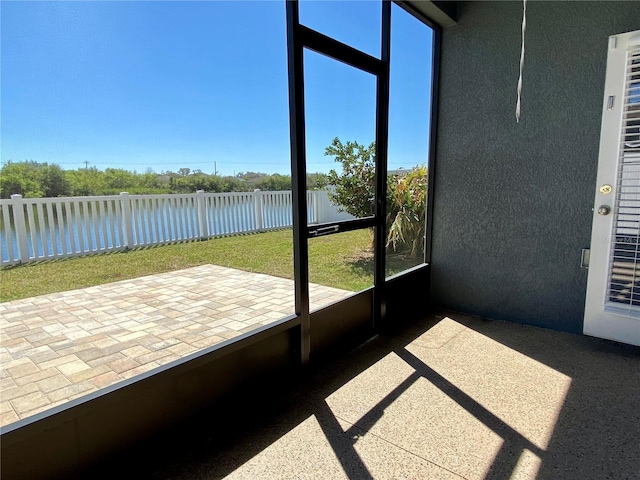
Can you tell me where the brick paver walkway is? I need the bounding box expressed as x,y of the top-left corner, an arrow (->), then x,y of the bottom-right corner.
0,265 -> 351,426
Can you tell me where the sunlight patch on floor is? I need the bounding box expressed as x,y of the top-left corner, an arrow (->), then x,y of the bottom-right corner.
325,351 -> 505,479
406,316 -> 572,451
318,316 -> 572,479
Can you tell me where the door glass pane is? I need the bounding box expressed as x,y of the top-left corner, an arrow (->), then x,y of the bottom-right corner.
298,0 -> 381,58
308,229 -> 374,312
607,47 -> 640,308
304,49 -> 377,226
386,4 -> 433,277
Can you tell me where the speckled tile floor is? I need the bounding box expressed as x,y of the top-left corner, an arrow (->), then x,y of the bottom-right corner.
0,265 -> 351,426
114,311 -> 640,480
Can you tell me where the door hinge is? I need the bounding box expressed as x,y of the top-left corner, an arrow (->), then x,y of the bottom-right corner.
581,248 -> 590,269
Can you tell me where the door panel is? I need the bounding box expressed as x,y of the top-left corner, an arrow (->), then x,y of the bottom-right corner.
584,30 -> 640,346
286,0 -> 390,363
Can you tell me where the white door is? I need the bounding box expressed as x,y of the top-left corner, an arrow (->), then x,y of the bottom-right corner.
585,30 -> 640,346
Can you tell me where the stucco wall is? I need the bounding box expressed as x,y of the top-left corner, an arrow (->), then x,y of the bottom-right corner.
431,1 -> 640,333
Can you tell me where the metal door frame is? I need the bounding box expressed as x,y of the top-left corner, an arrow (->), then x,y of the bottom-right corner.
286,0 -> 391,364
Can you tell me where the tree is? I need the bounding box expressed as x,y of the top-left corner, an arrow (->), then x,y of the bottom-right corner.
103,168 -> 135,192
256,173 -> 291,191
325,137 -> 376,218
0,160 -> 70,198
41,164 -> 70,197
139,171 -> 162,192
324,137 -> 428,258
0,161 -> 43,198
66,167 -> 108,196
306,172 -> 329,190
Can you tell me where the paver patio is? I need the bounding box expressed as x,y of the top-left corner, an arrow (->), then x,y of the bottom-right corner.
0,265 -> 351,426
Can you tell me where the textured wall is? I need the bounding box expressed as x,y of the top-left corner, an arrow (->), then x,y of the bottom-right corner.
431,2 -> 640,333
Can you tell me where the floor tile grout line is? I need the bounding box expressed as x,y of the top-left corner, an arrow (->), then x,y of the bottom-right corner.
332,411 -> 470,480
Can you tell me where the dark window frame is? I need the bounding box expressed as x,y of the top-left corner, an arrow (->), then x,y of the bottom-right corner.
286,0 -> 441,362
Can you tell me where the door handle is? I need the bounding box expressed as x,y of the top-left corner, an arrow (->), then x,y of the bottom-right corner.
309,225 -> 340,237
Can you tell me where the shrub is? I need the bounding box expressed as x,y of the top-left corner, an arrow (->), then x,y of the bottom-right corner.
324,137 -> 427,259
386,165 -> 427,259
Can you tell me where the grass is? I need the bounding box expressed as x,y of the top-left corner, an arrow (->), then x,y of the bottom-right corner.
0,229 -> 421,302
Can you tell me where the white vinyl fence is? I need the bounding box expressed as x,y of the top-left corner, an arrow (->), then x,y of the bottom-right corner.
0,190 -> 353,266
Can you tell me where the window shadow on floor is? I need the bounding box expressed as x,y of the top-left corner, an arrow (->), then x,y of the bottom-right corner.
89,310 -> 640,480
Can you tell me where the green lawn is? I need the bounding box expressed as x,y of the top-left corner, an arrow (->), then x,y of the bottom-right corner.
0,229 -> 420,302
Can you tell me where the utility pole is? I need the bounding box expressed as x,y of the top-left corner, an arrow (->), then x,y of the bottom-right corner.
214,161 -> 218,176
84,160 -> 89,170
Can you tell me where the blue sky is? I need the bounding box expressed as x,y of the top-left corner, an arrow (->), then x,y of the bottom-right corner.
1,1 -> 432,177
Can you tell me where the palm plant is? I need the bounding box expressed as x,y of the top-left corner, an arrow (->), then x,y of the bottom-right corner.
386,165 -> 428,259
